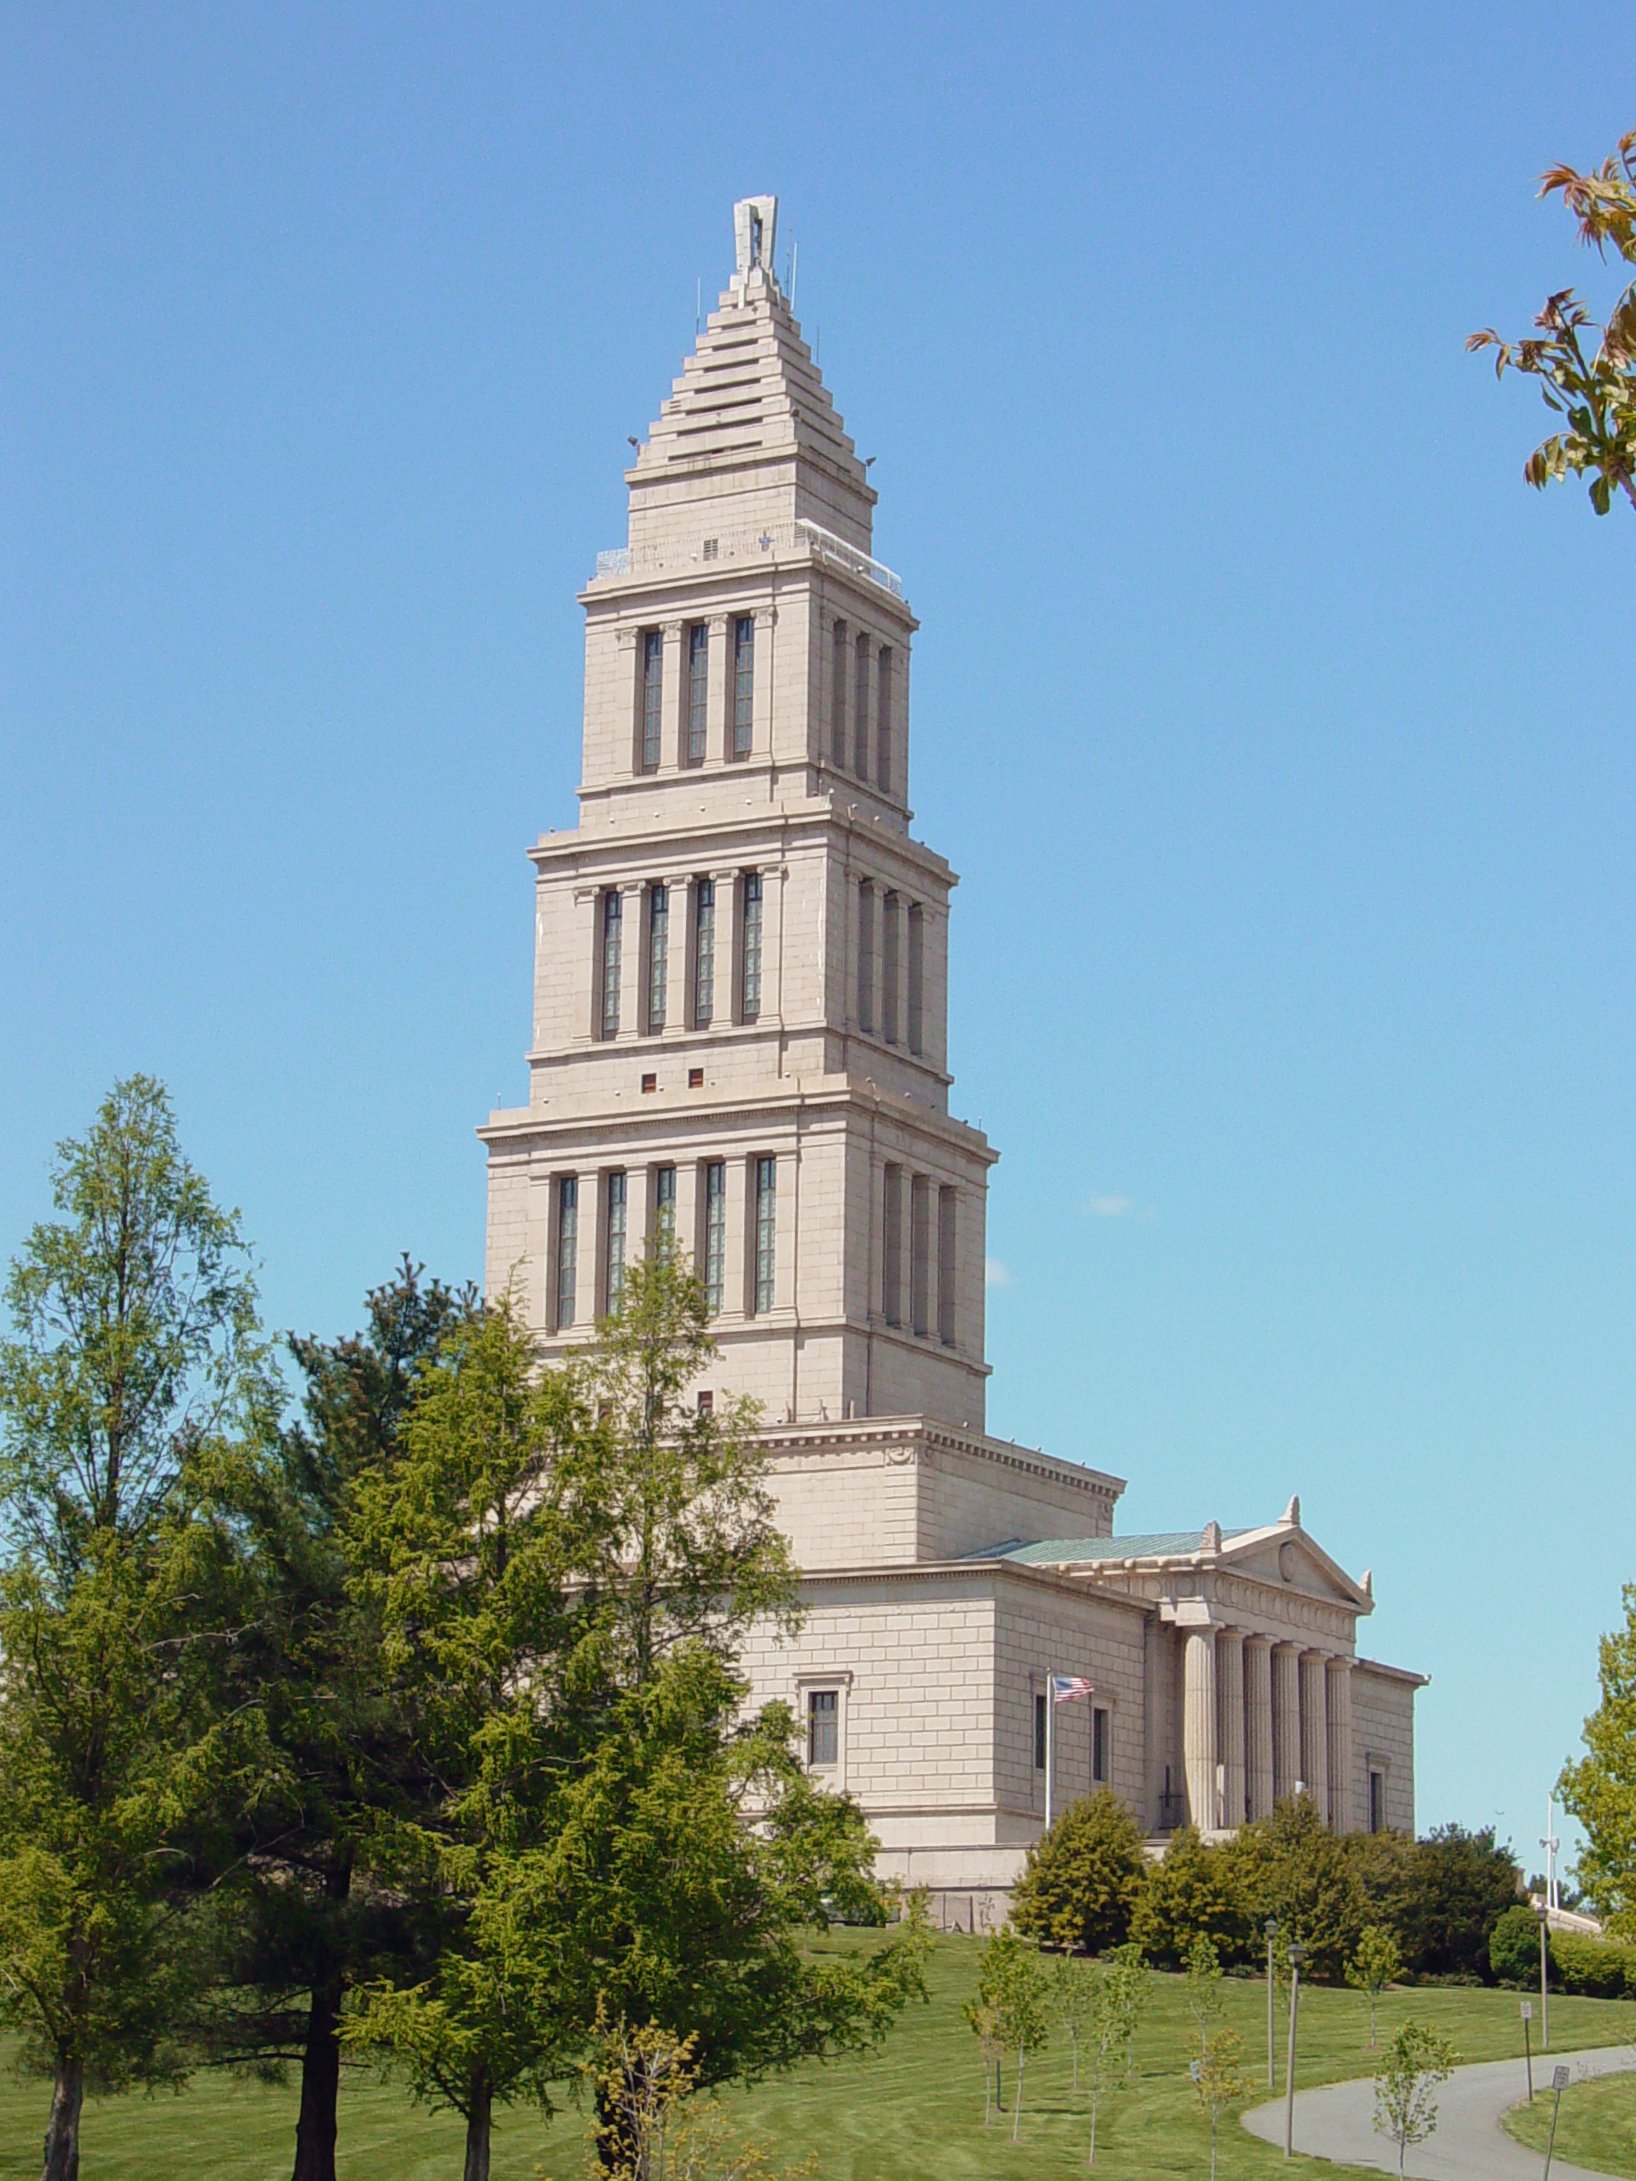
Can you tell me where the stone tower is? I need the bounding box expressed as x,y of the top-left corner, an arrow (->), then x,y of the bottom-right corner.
482,196 -> 995,1430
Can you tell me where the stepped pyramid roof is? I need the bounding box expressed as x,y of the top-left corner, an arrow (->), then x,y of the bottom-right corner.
626,196 -> 876,554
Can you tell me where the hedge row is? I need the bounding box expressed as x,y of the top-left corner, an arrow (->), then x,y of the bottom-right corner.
1490,1904 -> 1636,1998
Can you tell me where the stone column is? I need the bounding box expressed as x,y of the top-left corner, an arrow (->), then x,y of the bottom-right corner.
618,882 -> 645,1040
662,620 -> 685,770
1217,1628 -> 1246,1829
709,615 -> 732,763
1243,1635 -> 1275,1820
1299,1651 -> 1330,1822
1326,1657 -> 1355,1833
1183,1626 -> 1220,1832
1271,1642 -> 1301,1805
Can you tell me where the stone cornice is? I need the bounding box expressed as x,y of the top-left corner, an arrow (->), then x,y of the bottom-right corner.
752,1414 -> 1124,1499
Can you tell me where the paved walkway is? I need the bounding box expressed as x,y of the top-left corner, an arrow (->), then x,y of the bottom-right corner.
1242,2044 -> 1636,2179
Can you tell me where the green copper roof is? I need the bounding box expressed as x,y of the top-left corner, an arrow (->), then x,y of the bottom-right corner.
971,1528 -> 1257,1566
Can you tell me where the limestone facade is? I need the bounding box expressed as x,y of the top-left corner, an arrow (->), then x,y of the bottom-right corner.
481,198 -> 1426,1922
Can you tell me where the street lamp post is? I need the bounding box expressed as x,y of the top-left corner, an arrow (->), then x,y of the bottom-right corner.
1283,1943 -> 1306,2159
1536,1903 -> 1551,2053
1265,1918 -> 1279,2091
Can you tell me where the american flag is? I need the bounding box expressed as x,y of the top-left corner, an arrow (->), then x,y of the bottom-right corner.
1051,1674 -> 1095,1705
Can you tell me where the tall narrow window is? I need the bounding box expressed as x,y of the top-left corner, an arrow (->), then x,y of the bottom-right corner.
753,1155 -> 777,1313
876,646 -> 894,793
645,883 -> 668,1034
599,890 -> 622,1039
1092,1707 -> 1110,1784
857,882 -> 875,1035
906,904 -> 925,1055
731,616 -> 755,759
740,872 -> 763,1021
910,1174 -> 930,1336
881,892 -> 899,1045
693,877 -> 715,1026
555,1176 -> 578,1330
639,629 -> 663,773
1034,1692 -> 1047,1770
605,1171 -> 628,1314
882,1163 -> 903,1326
937,1186 -> 958,1346
686,624 -> 709,765
852,633 -> 870,778
806,1688 -> 838,1768
830,619 -> 848,766
702,1160 -> 726,1312
653,1165 -> 676,1258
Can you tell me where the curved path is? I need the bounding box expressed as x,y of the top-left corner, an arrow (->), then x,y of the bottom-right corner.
1242,2043 -> 1636,2179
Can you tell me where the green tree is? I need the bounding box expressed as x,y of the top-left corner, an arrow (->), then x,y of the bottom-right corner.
1220,1796 -> 1365,1981
1131,1826 -> 1246,1968
1103,1940 -> 1147,2083
1346,1925 -> 1402,2047
1082,1951 -> 1142,2167
215,1258 -> 474,2181
340,1294 -> 608,2181
1561,1584 -> 1636,1935
1011,1791 -> 1146,1954
1183,1934 -> 1224,2063
1371,2019 -> 1458,2178
1399,1825 -> 1521,1979
962,1992 -> 1004,2124
0,1078 -> 275,2181
1488,1902 -> 1544,1987
978,1929 -> 1049,2145
1469,130 -> 1636,515
1050,1951 -> 1094,2089
1191,2024 -> 1245,2181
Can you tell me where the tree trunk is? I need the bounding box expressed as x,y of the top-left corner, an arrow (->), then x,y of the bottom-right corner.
463,2069 -> 492,2181
290,1858 -> 352,2181
1011,2050 -> 1025,2144
40,2051 -> 84,2181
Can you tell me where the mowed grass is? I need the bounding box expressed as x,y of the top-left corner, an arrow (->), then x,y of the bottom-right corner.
1504,2064 -> 1636,2177
2,1935 -> 1633,2181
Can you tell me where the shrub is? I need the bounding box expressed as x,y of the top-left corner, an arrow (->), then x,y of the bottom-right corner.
1549,1927 -> 1636,1999
1012,1792 -> 1146,1955
1131,1826 -> 1249,1968
1487,1904 -> 1541,1987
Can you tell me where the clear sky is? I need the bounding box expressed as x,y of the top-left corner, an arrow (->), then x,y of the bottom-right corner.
3,2 -> 1631,1872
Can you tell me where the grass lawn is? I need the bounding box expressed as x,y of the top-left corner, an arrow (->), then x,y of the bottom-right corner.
1504,2064 -> 1636,2177
2,1936 -> 1632,2181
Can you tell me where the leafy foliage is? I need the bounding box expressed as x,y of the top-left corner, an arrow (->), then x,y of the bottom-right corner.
1011,1791 -> 1147,1955
1371,2018 -> 1458,2176
1131,1826 -> 1245,1968
1346,1924 -> 1403,2045
1561,1581 -> 1636,1936
1218,1797 -> 1366,1981
1191,2023 -> 1246,2181
1488,1903 -> 1545,1988
1469,129 -> 1636,515
0,1079 -> 276,2181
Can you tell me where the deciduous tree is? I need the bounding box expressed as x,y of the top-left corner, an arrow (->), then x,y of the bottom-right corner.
1372,2019 -> 1458,2179
0,1078 -> 275,2181
1469,130 -> 1636,516
1561,1584 -> 1636,1936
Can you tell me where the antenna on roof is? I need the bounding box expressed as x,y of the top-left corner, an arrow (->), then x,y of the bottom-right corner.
695,277 -> 702,336
789,241 -> 798,311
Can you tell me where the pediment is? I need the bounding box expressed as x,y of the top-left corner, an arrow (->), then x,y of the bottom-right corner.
1219,1525 -> 1368,1608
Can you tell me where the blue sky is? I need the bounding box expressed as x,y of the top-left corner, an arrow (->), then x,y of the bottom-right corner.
3,2 -> 1631,1868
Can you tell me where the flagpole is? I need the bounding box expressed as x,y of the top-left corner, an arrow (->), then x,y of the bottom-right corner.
1045,1674 -> 1055,1831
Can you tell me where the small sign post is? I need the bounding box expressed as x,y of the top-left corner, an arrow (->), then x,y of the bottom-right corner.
1543,2064 -> 1570,2180
1521,2000 -> 1534,2102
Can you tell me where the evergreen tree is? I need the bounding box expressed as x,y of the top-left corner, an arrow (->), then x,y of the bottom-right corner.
1219,1795 -> 1366,1980
1011,1790 -> 1146,1954
215,1259 -> 476,2181
0,1078 -> 275,2181
1130,1825 -> 1247,1967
